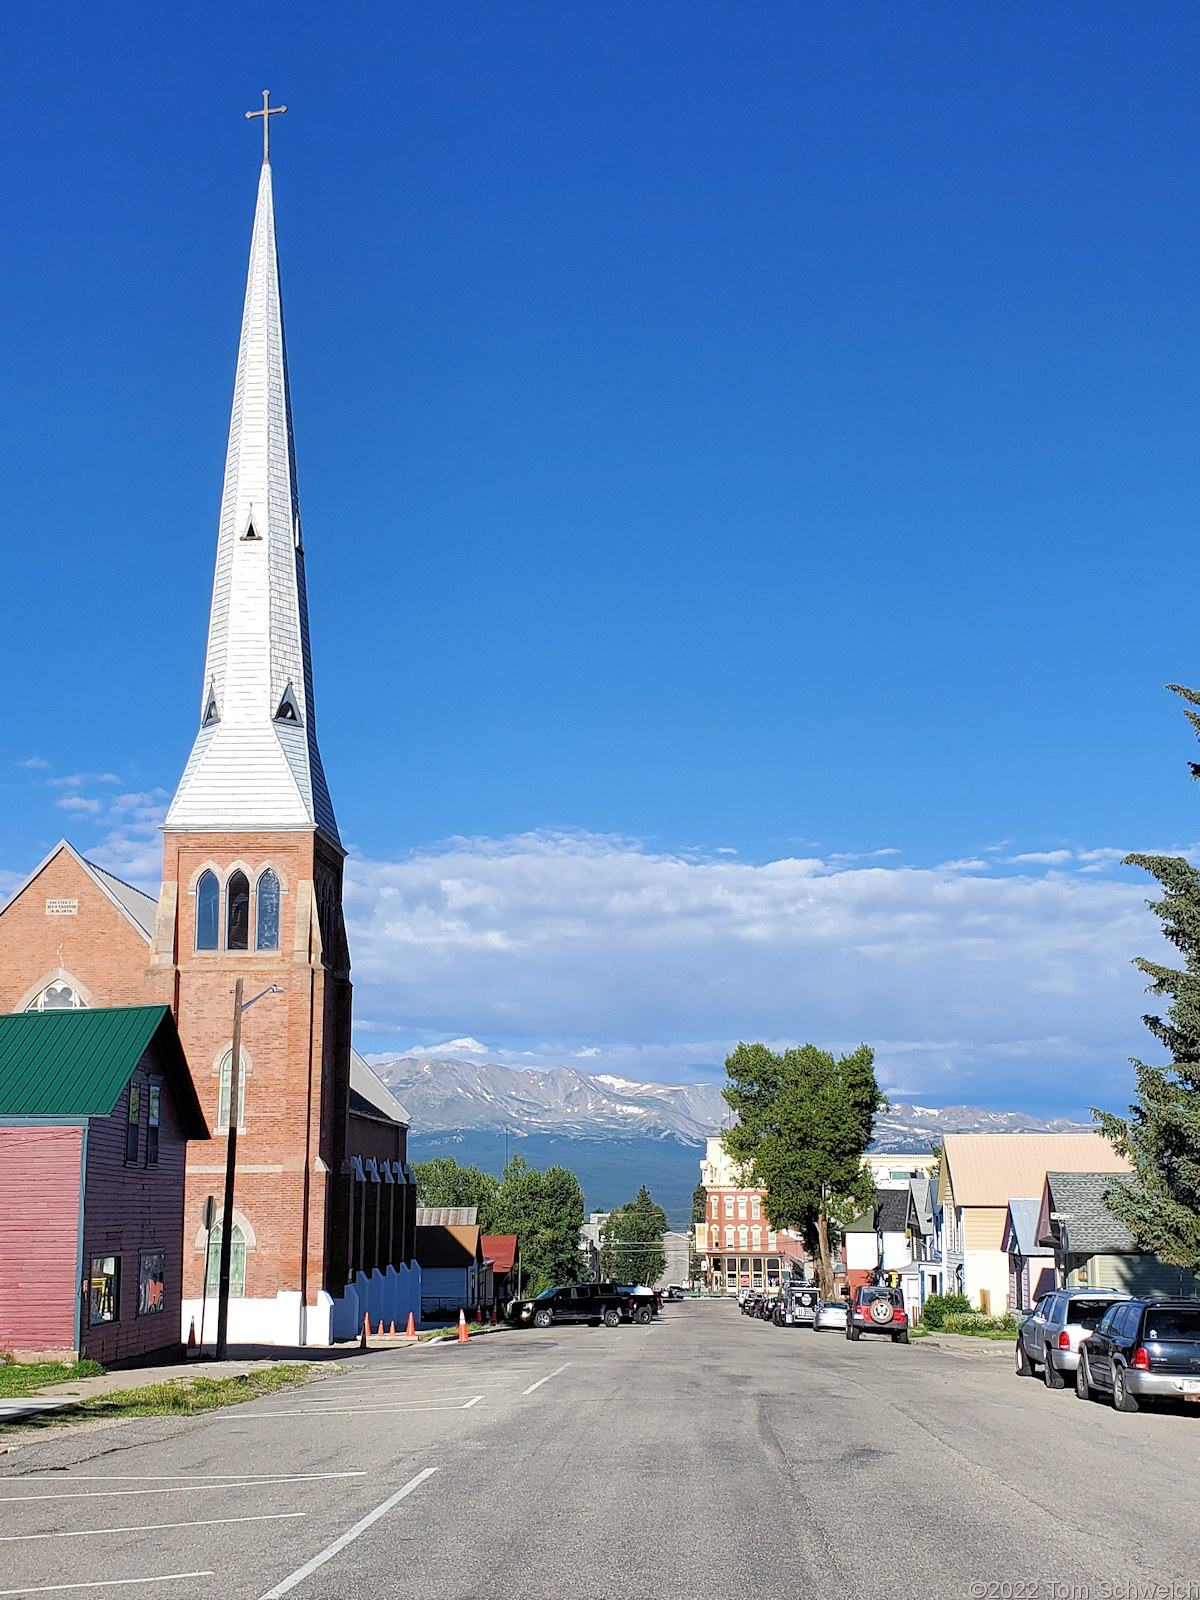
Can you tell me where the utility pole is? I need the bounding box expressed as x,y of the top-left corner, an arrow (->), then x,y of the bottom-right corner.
215,980 -> 282,1361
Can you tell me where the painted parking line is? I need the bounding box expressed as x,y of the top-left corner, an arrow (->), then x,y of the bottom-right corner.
0,1574 -> 213,1595
0,1479 -> 344,1505
230,1396 -> 484,1418
0,1513 -> 308,1544
19,1473 -> 365,1484
522,1363 -> 570,1395
256,1466 -> 438,1599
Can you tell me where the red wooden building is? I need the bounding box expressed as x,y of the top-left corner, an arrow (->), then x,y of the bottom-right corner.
0,1005 -> 207,1363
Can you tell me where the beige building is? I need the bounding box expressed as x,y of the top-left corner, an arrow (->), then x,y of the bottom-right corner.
939,1133 -> 1129,1313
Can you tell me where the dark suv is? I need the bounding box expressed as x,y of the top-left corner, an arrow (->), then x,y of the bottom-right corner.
1077,1296 -> 1200,1412
846,1285 -> 909,1343
508,1283 -> 624,1329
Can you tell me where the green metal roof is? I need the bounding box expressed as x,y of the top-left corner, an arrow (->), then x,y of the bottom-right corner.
0,1006 -> 175,1118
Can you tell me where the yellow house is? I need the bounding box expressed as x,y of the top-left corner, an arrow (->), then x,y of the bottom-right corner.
938,1133 -> 1129,1314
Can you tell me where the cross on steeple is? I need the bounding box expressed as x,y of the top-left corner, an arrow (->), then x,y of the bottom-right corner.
246,90 -> 286,164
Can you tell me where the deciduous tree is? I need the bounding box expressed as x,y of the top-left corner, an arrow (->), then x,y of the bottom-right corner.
601,1185 -> 669,1285
722,1041 -> 885,1297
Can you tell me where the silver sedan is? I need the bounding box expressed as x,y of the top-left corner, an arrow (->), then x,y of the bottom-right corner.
814,1301 -> 848,1332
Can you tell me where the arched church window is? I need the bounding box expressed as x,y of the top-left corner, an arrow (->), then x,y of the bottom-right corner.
196,872 -> 219,950
216,1050 -> 248,1132
226,871 -> 249,951
204,1221 -> 246,1297
256,869 -> 280,951
26,982 -> 85,1012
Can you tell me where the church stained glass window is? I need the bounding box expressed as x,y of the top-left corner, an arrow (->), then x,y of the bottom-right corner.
256,869 -> 280,950
27,982 -> 83,1011
204,1222 -> 246,1298
196,872 -> 219,950
217,1050 -> 247,1132
226,871 -> 249,950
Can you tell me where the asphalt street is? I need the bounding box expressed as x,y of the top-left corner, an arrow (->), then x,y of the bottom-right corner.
1,1300 -> 1198,1600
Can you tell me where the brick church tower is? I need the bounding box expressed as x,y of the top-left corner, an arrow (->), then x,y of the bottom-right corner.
149,130 -> 355,1343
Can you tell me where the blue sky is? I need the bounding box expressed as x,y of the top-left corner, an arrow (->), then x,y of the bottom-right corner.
3,3 -> 1200,1114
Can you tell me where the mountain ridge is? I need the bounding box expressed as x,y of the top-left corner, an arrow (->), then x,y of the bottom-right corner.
373,1055 -> 1090,1152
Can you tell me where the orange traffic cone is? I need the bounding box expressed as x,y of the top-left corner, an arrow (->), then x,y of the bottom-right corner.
404,1312 -> 417,1342
360,1313 -> 369,1350
376,1318 -> 386,1336
458,1308 -> 469,1343
387,1321 -> 397,1337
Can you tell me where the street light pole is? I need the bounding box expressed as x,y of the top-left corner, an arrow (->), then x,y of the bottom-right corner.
214,980 -> 282,1361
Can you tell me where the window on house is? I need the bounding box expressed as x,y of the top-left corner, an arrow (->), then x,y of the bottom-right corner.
138,1251 -> 166,1316
196,872 -> 219,950
751,1198 -> 760,1221
724,1196 -> 733,1218
255,869 -> 280,950
724,1226 -> 733,1248
216,1051 -> 247,1132
89,1256 -> 120,1325
751,1226 -> 762,1249
738,1225 -> 748,1249
125,1082 -> 140,1164
146,1084 -> 160,1166
737,1196 -> 747,1220
204,1222 -> 246,1297
226,871 -> 250,950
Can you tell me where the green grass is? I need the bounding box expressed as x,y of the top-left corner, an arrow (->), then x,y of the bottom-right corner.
80,1363 -> 322,1418
0,1360 -> 103,1399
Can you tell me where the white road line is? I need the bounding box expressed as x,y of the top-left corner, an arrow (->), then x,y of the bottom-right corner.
463,1394 -> 483,1408
256,1466 -> 438,1599
19,1473 -> 365,1483
522,1363 -> 571,1395
0,1480 -> 325,1505
229,1400 -> 481,1418
0,1513 -> 308,1543
0,1575 -> 212,1595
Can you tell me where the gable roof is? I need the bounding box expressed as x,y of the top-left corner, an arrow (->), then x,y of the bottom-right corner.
0,840 -> 159,943
939,1133 -> 1128,1210
0,1005 -> 207,1136
909,1176 -> 935,1236
482,1234 -> 517,1274
875,1188 -> 912,1234
414,1221 -> 483,1268
1003,1196 -> 1052,1258
1039,1171 -> 1140,1254
348,1050 -> 410,1127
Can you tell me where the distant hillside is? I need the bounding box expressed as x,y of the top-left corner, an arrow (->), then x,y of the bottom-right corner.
375,1055 -> 1089,1151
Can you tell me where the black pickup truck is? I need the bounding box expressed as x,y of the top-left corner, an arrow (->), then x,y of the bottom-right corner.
508,1281 -> 657,1328
508,1283 -> 626,1328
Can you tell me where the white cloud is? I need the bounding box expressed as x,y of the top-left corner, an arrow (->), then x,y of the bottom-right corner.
1006,850 -> 1073,865
16,756 -> 49,769
343,829 -> 1163,1113
55,795 -> 103,814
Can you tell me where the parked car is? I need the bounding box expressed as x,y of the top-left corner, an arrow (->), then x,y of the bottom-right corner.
508,1283 -> 624,1328
1076,1297 -> 1200,1412
1016,1289 -> 1129,1388
593,1281 -> 658,1324
741,1292 -> 761,1317
778,1285 -> 820,1328
846,1284 -> 909,1343
814,1300 -> 848,1332
662,1285 -> 685,1301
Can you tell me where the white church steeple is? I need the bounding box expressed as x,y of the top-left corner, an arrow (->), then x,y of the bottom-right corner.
166,104 -> 340,846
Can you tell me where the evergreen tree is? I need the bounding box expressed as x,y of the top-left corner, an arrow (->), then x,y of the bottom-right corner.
691,1182 -> 708,1224
723,1041 -> 885,1297
600,1185 -> 669,1285
1094,689 -> 1200,1272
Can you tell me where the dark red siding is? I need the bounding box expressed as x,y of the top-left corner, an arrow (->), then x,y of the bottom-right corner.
0,1125 -> 82,1359
81,1046 -> 190,1365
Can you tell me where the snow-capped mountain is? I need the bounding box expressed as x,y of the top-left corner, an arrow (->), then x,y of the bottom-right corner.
372,1056 -> 1089,1149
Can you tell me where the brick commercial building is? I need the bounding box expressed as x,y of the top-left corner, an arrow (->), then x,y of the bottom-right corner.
0,126 -> 417,1346
693,1135 -> 807,1293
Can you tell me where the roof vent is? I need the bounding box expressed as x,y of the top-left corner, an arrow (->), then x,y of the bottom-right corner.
241,515 -> 261,541
202,682 -> 220,727
274,682 -> 302,725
